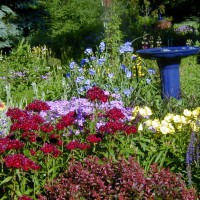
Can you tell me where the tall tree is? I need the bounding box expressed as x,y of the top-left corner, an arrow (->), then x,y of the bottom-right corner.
0,0 -> 46,50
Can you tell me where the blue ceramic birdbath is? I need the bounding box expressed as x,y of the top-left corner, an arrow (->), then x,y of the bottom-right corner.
136,46 -> 200,99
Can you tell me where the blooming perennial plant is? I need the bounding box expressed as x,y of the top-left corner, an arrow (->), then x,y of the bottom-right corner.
0,86 -> 199,199
0,86 -> 140,199
133,106 -> 200,134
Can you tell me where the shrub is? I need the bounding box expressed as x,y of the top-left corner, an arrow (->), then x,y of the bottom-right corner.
41,156 -> 197,200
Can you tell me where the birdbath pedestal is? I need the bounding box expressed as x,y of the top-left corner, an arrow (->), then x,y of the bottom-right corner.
136,46 -> 200,99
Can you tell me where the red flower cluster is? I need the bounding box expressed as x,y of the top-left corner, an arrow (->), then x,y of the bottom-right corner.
40,123 -> 54,133
30,149 -> 36,156
21,131 -> 38,142
61,111 -> 75,126
0,138 -> 24,153
106,107 -> 125,120
124,125 -> 137,135
99,121 -> 124,134
18,195 -> 33,200
65,140 -> 90,150
6,108 -> 29,121
10,121 -> 40,132
4,154 -> 41,171
25,100 -> 50,112
86,86 -> 108,103
56,111 -> 75,130
87,134 -> 102,143
8,109 -> 44,133
40,143 -> 61,157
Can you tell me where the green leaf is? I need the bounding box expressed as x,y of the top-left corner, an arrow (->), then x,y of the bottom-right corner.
23,149 -> 30,157
154,150 -> 165,163
0,176 -> 13,185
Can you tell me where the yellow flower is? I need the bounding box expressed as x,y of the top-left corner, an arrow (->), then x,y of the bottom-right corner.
172,114 -> 182,123
183,109 -> 192,117
131,106 -> 140,119
151,119 -> 160,130
180,115 -> 189,124
159,121 -> 175,134
138,106 -> 152,117
159,125 -> 171,134
192,107 -> 200,117
190,122 -> 199,132
176,123 -> 183,131
164,113 -> 174,122
0,102 -> 6,111
144,119 -> 153,126
138,123 -> 143,131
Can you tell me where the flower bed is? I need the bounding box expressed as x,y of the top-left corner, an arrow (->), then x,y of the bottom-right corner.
0,86 -> 199,199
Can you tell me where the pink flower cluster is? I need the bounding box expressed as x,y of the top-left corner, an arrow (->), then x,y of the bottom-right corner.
0,137 -> 24,153
65,140 -> 91,150
4,154 -> 41,171
86,86 -> 109,103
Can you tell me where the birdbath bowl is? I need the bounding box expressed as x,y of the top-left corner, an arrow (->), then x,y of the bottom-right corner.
136,46 -> 200,99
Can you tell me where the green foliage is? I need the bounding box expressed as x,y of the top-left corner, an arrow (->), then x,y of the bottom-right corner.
0,0 -> 46,50
0,5 -> 21,49
103,0 -> 123,56
31,0 -> 103,59
0,40 -> 66,105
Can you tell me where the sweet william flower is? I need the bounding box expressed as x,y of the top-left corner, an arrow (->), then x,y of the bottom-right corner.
106,107 -> 125,121
87,134 -> 102,143
65,140 -> 79,150
4,154 -> 41,171
25,100 -> 50,112
124,125 -> 137,135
